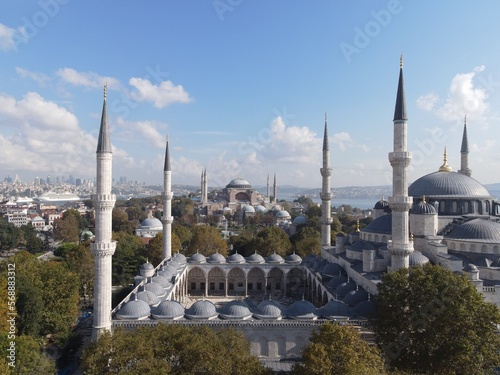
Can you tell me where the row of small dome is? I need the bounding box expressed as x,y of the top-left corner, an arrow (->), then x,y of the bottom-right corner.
374,198 -> 437,215
188,251 -> 303,265
116,296 -> 375,321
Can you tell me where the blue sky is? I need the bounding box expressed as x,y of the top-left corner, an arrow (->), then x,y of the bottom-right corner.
1,1 -> 500,189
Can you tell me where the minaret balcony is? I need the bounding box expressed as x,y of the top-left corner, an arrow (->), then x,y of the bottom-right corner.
162,192 -> 174,199
320,167 -> 332,177
320,192 -> 333,200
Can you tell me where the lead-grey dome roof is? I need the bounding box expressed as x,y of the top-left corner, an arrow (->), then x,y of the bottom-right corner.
152,300 -> 185,320
254,299 -> 284,320
446,218 -> 500,243
207,252 -> 226,264
144,282 -> 166,297
246,252 -> 265,264
374,199 -> 390,210
353,299 -> 376,319
409,250 -> 430,266
136,290 -> 160,306
344,289 -> 369,307
227,252 -> 245,263
266,252 -> 285,264
361,215 -> 392,235
116,299 -> 151,320
286,300 -> 318,320
188,252 -> 207,264
409,171 -> 492,199
319,300 -> 350,318
141,217 -> 162,229
411,201 -> 437,215
226,178 -> 251,189
151,275 -> 171,289
285,252 -> 302,265
186,300 -> 218,320
219,300 -> 252,320
321,263 -> 344,278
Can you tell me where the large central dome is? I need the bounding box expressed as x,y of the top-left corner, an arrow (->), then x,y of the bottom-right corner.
226,178 -> 252,189
409,171 -> 492,199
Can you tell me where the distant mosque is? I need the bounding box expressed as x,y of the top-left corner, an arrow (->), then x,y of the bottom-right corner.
90,58 -> 500,369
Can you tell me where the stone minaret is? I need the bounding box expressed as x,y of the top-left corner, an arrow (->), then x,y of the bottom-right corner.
266,173 -> 270,200
273,173 -> 277,204
458,116 -> 471,177
200,170 -> 205,204
162,137 -> 173,260
91,85 -> 116,341
202,169 -> 208,205
320,113 -> 333,246
388,56 -> 414,271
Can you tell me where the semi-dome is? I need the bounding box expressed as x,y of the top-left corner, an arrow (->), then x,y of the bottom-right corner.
409,250 -> 430,267
144,282 -> 166,297
362,214 -> 392,235
246,252 -> 265,264
185,300 -> 218,320
227,252 -> 245,264
207,252 -> 226,263
285,252 -> 302,265
136,290 -> 160,306
266,252 -> 284,264
446,218 -> 500,243
116,298 -> 150,320
411,200 -> 437,215
188,252 -> 207,264
226,178 -> 252,189
152,300 -> 185,320
254,299 -> 284,320
141,217 -> 163,229
409,171 -> 492,199
286,299 -> 318,320
219,300 -> 252,320
319,300 -> 350,318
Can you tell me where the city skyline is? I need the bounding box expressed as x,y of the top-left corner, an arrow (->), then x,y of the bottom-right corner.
1,2 -> 500,188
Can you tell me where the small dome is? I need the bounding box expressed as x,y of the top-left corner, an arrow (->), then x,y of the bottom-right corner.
241,205 -> 255,213
319,300 -> 350,318
321,263 -> 344,278
152,300 -> 185,320
157,266 -> 176,279
275,210 -> 291,218
246,252 -> 265,264
141,217 -> 163,229
188,253 -> 207,264
136,290 -> 160,306
266,252 -> 284,264
116,299 -> 150,320
144,282 -> 166,297
362,215 -> 392,235
219,301 -> 252,320
227,252 -> 246,264
343,289 -> 369,307
186,300 -> 218,320
464,263 -> 479,272
271,205 -> 282,212
141,261 -> 154,271
151,275 -> 172,289
335,282 -> 356,298
411,200 -> 437,215
285,252 -> 302,265
286,300 -> 318,320
254,299 -> 284,320
353,299 -> 376,319
226,178 -> 252,189
172,253 -> 187,264
409,251 -> 430,267
327,275 -> 347,289
293,215 -> 307,225
207,252 -> 226,264
374,198 -> 390,210
446,218 -> 500,243
254,205 -> 268,213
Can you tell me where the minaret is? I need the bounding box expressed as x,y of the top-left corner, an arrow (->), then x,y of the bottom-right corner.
458,116 -> 471,177
266,173 -> 270,200
91,85 -> 117,341
320,113 -> 333,246
273,173 -> 277,204
388,56 -> 414,271
202,169 -> 208,205
162,137 -> 173,260
200,170 -> 205,204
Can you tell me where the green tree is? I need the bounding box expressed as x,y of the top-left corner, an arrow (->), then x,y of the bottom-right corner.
0,218 -> 20,250
0,334 -> 56,374
143,232 -> 181,266
20,224 -> 43,254
64,243 -> 94,299
82,325 -> 269,375
112,208 -> 136,234
62,208 -> 88,231
187,225 -> 227,256
253,226 -> 292,257
292,323 -> 386,375
112,231 -> 146,285
173,224 -> 193,251
374,263 -> 500,374
52,215 -> 79,242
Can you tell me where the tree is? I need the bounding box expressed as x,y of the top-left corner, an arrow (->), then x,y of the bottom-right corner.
0,334 -> 56,374
112,231 -> 147,285
253,226 -> 292,257
0,218 -> 20,250
52,215 -> 79,242
187,225 -> 227,256
143,232 -> 181,266
20,224 -> 43,254
62,209 -> 88,231
82,325 -> 269,375
374,263 -> 500,374
173,224 -> 193,251
64,243 -> 95,299
291,226 -> 321,257
112,208 -> 135,234
292,323 -> 386,375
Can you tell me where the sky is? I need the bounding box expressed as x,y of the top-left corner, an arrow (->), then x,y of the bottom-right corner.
1,1 -> 500,189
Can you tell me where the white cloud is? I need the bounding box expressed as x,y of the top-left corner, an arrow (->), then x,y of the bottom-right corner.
129,77 -> 191,108
0,23 -> 25,51
435,66 -> 489,121
416,92 -> 439,111
56,68 -> 121,90
16,67 -> 50,86
115,117 -> 166,149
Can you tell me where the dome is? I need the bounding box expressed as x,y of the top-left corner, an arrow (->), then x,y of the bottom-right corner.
185,300 -> 218,320
241,205 -> 255,213
227,252 -> 246,264
207,252 -> 226,263
140,261 -> 155,277
172,253 -> 187,264
353,299 -> 376,319
254,205 -> 268,213
335,281 -> 356,298
254,299 -> 284,320
275,210 -> 291,218
411,200 -> 437,215
464,263 -> 479,272
136,290 -> 160,306
409,171 -> 492,199
116,299 -> 150,320
141,217 -> 163,229
246,252 -> 265,264
226,178 -> 252,189
266,252 -> 284,264
285,252 -> 302,265
343,289 -> 369,307
293,215 -> 307,225
446,218 -> 500,243
362,215 -> 392,235
322,263 -> 345,278
319,300 -> 350,318
141,261 -> 154,271
374,198 -> 390,210
219,300 -> 252,320
286,299 -> 318,320
152,300 -> 185,320
144,282 -> 166,297
151,275 -> 172,288
188,252 -> 207,264
157,266 -> 176,279
327,275 -> 347,289
271,205 -> 282,212
409,250 -> 430,267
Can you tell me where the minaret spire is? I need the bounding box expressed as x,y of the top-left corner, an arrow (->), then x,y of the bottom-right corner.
458,116 -> 471,176
202,169 -> 208,205
320,113 -> 333,247
162,136 -> 173,260
273,173 -> 277,204
266,173 -> 270,200
91,85 -> 117,341
388,57 -> 413,271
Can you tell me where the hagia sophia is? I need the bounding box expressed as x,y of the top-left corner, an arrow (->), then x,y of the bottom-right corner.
90,58 -> 500,369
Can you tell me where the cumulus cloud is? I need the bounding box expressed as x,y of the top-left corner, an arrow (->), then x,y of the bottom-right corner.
0,23 -> 25,51
56,68 -> 121,90
129,77 -> 191,108
115,117 -> 166,148
16,67 -> 50,86
416,92 -> 439,111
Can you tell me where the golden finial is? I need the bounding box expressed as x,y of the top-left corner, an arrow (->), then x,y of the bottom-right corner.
104,83 -> 107,100
400,54 -> 403,69
438,146 -> 452,172
422,195 -> 426,203
410,233 -> 413,242
355,219 -> 360,232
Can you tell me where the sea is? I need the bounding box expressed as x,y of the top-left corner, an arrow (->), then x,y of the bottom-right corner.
311,198 -> 375,210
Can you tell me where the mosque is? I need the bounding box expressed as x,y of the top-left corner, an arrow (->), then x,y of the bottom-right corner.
90,59 -> 500,368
